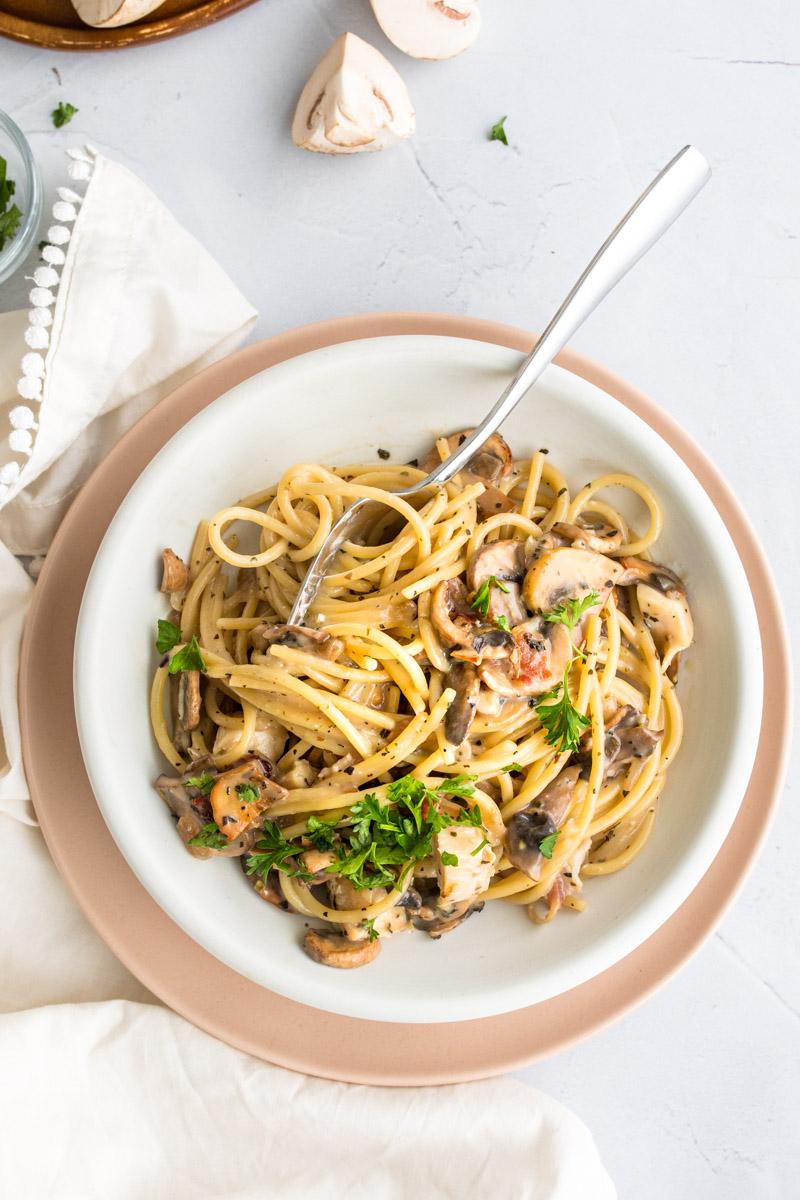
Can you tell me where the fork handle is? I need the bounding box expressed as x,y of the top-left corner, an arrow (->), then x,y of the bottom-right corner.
414,145 -> 710,491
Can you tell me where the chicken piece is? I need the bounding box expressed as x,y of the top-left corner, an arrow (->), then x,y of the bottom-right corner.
434,825 -> 495,904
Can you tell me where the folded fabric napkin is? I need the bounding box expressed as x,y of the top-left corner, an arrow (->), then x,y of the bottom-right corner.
0,148 -> 615,1198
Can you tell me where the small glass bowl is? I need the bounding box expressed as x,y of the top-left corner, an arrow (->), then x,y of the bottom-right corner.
0,110 -> 43,287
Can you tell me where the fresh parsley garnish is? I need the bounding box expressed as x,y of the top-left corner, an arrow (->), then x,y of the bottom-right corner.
38,239 -> 48,254
184,772 -> 215,795
539,831 -> 559,859
167,635 -> 206,674
236,782 -> 260,806
489,115 -> 509,146
306,814 -> 339,851
495,614 -> 511,632
0,157 -> 21,253
52,101 -> 78,129
245,820 -> 312,882
189,822 -> 227,849
535,664 -> 590,754
440,851 -> 459,867
502,762 -> 522,774
470,836 -> 490,857
364,917 -> 379,942
543,591 -> 600,630
471,575 -> 510,618
156,618 -> 181,654
436,774 -> 477,797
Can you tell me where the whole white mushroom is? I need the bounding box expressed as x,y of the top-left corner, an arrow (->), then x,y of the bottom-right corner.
370,0 -> 481,60
292,32 -> 416,155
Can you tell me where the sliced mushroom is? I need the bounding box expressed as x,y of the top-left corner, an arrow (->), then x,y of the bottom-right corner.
70,0 -> 165,28
434,825 -> 495,903
240,859 -> 290,909
466,538 -> 530,628
371,0 -> 481,59
155,774 -> 260,860
430,578 -> 479,651
551,517 -> 623,555
617,557 -> 694,672
300,848 -> 337,881
410,896 -> 484,938
252,622 -> 344,660
170,670 -> 201,751
209,759 -> 287,841
443,660 -> 480,745
523,546 -> 622,624
213,713 -> 287,765
292,33 -> 415,155
505,766 -> 580,881
420,429 -> 514,518
160,548 -> 189,594
303,928 -> 382,968
479,618 -> 572,698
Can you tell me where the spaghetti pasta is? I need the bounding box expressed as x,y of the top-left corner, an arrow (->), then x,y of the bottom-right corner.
151,429 -> 693,969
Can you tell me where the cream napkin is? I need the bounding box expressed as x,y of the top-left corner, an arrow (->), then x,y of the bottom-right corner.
0,149 -> 615,1198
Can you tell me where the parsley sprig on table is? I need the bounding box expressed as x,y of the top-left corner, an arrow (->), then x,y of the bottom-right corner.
0,156 -> 22,253
489,116 -> 509,146
51,102 -> 78,129
535,663 -> 591,754
470,575 -> 510,617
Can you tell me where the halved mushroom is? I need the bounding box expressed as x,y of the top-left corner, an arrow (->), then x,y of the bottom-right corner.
370,0 -> 481,60
479,618 -> 572,698
213,713 -> 287,765
523,546 -> 622,626
252,623 -> 344,660
434,825 -> 495,903
292,33 -> 415,155
70,0 -> 165,28
466,538 -> 530,628
303,928 -> 382,968
617,557 -> 694,672
430,578 -> 479,651
209,758 -> 287,841
410,896 -> 484,938
420,429 -> 514,518
160,548 -> 189,594
505,766 -> 580,881
443,660 -> 480,746
551,517 -> 623,555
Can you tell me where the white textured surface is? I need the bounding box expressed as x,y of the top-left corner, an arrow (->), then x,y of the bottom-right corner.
0,1 -> 797,1194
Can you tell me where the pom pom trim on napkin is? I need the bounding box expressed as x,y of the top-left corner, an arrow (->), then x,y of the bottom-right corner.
0,146 -> 97,504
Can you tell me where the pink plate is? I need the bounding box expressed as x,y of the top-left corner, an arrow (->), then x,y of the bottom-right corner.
20,314 -> 791,1085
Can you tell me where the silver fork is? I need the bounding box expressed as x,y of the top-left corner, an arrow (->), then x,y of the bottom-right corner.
288,145 -> 711,626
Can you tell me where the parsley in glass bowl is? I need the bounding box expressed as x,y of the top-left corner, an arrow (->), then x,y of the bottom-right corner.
0,110 -> 43,287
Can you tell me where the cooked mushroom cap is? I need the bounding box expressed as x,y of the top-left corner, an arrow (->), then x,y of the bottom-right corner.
252,623 -> 344,660
70,0 -> 164,28
443,660 -> 480,745
370,0 -> 481,60
466,540 -> 529,628
523,546 -> 622,617
411,897 -> 484,938
505,766 -> 579,880
209,759 -> 286,841
160,548 -> 188,593
551,518 -> 623,555
303,928 -> 382,968
292,33 -> 415,155
479,619 -> 572,698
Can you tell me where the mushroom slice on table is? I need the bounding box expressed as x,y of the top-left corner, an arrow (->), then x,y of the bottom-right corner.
504,766 -> 580,881
523,546 -> 622,630
303,928 -> 382,968
292,33 -> 415,155
70,0 -> 165,27
370,0 -> 481,60
479,618 -> 572,698
209,758 -> 287,841
420,428 -> 514,518
551,517 -> 623,555
617,557 -> 694,672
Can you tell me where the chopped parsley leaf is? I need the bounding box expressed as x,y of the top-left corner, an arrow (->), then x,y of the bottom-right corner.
245,820 -> 312,882
189,822 -> 227,850
470,575 -> 510,617
495,614 -> 511,632
156,618 -> 181,655
535,664 -> 591,754
184,772 -> 215,795
440,851 -> 459,867
539,831 -> 559,859
52,101 -> 78,129
489,115 -> 509,146
543,591 -> 600,630
502,762 -> 522,774
364,917 -> 379,942
167,635 -> 206,674
236,782 -> 260,806
306,814 -> 338,851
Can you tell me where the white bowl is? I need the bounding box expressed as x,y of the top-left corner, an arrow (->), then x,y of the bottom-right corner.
74,335 -> 762,1023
